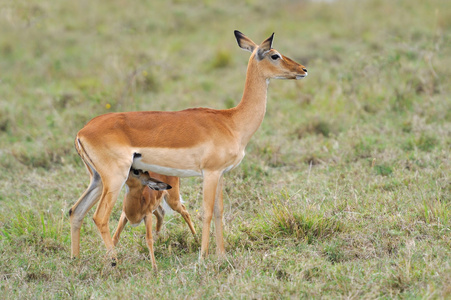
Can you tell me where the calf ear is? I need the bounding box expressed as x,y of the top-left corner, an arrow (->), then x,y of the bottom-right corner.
146,178 -> 172,191
234,30 -> 258,53
159,183 -> 172,190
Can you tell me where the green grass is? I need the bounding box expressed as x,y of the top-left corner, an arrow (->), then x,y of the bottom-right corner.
1,0 -> 451,298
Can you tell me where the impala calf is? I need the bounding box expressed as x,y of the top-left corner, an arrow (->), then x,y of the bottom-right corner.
69,30 -> 307,264
112,169 -> 196,270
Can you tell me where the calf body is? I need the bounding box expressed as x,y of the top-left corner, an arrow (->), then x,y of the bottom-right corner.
112,169 -> 196,270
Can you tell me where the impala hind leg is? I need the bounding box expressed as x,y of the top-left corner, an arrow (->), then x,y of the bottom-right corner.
92,174 -> 128,265
200,171 -> 221,259
69,169 -> 103,258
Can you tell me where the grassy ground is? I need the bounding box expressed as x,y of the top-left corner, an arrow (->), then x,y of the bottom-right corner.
1,0 -> 450,298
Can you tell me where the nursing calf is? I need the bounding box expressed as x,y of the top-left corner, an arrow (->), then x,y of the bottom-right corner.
112,169 -> 196,270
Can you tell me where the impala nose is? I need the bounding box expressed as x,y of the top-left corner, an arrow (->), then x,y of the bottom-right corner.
302,68 -> 308,73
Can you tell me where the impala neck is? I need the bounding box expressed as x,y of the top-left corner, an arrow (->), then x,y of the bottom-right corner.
233,56 -> 269,147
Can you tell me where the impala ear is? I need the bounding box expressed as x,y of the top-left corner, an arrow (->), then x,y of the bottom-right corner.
234,30 -> 257,53
257,32 -> 274,60
260,32 -> 274,51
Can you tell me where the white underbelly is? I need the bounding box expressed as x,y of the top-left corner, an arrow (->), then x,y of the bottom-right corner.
132,160 -> 202,177
131,146 -> 244,177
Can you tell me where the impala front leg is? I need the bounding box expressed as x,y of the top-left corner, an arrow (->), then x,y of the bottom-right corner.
214,175 -> 225,257
200,171 -> 221,259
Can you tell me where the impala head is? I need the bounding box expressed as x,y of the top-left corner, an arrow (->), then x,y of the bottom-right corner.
127,169 -> 172,191
234,30 -> 308,80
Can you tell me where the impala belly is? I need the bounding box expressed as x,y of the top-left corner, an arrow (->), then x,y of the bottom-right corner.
131,145 -> 244,177
132,161 -> 202,177
131,147 -> 204,177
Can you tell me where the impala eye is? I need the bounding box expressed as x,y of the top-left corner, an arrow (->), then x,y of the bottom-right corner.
271,54 -> 280,60
133,169 -> 139,175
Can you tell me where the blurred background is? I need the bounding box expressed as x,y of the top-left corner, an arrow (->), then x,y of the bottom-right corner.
0,0 -> 450,298
0,0 -> 449,170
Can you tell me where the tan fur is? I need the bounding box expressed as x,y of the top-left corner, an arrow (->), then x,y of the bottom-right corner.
69,30 -> 308,264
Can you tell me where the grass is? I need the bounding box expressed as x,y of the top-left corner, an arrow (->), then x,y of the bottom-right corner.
1,0 -> 451,298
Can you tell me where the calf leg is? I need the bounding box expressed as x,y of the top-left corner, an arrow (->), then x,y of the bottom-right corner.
112,211 -> 128,246
144,214 -> 158,270
153,205 -> 165,238
165,187 -> 197,238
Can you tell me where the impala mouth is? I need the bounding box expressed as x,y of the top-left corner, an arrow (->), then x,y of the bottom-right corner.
296,73 -> 307,79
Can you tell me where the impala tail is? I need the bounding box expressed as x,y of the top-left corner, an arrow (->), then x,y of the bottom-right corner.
74,137 -> 97,177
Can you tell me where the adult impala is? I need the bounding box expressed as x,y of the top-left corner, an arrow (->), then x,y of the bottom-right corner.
69,30 -> 307,262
